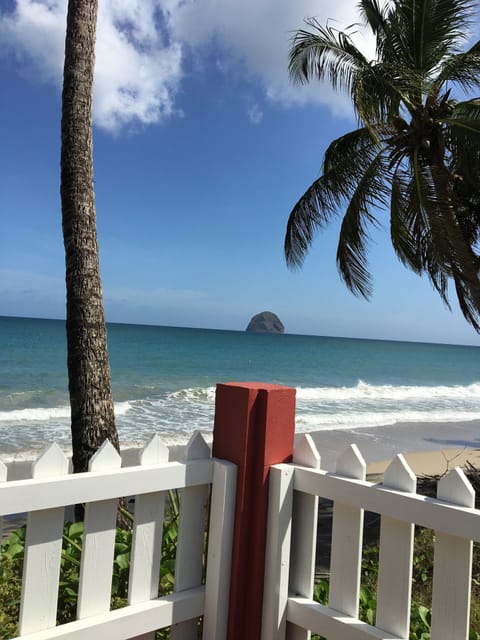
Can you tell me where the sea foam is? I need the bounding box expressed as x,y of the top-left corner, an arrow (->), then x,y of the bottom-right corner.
0,406 -> 71,423
294,380 -> 480,430
0,380 -> 479,454
295,380 -> 480,402
0,400 -> 133,424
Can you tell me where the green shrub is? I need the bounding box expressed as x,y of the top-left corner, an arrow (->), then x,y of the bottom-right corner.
0,490 -> 184,640
312,528 -> 480,640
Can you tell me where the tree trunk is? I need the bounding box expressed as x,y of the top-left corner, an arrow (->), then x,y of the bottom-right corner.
60,0 -> 120,476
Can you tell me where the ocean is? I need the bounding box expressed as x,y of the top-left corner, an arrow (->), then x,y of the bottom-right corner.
1,315 -> 480,459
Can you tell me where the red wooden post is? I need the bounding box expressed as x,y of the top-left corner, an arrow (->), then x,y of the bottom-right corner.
212,382 -> 296,640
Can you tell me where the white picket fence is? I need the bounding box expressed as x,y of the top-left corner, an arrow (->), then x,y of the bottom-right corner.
2,430 -> 480,640
0,432 -> 237,640
263,434 -> 480,640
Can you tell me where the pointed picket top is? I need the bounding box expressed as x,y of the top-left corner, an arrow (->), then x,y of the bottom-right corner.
383,454 -> 416,493
139,434 -> 169,466
293,434 -> 321,469
88,440 -> 121,472
335,444 -> 366,480
184,431 -> 211,461
31,443 -> 69,479
437,467 -> 475,508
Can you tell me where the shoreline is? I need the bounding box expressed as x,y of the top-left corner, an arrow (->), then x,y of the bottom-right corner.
2,420 -> 479,542
1,418 -> 479,480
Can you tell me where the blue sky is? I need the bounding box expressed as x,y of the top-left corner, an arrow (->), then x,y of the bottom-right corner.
1,0 -> 480,346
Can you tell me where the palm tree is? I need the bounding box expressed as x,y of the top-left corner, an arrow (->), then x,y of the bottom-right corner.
285,0 -> 480,329
60,0 -> 121,476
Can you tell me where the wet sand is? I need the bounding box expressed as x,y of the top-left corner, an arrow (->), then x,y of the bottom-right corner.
305,419 -> 480,472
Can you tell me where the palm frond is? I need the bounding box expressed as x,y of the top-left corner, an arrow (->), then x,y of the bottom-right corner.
443,100 -> 480,185
390,169 -> 423,273
336,154 -> 390,297
285,127 -> 388,273
286,0 -> 480,331
284,179 -> 337,269
358,0 -> 389,35
449,98 -> 480,124
289,19 -> 369,94
453,270 -> 480,331
393,0 -> 476,73
451,170 -> 480,244
433,42 -> 480,94
352,62 -> 420,122
358,0 -> 389,59
417,161 -> 480,327
390,164 -> 451,303
322,126 -> 388,196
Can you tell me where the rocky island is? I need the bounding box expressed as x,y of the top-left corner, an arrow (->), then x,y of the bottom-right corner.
246,311 -> 285,334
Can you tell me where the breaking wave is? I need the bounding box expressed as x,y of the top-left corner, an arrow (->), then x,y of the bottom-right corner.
0,380 -> 478,455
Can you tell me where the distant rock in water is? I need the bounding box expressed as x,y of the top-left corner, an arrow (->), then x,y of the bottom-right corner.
246,311 -> 285,334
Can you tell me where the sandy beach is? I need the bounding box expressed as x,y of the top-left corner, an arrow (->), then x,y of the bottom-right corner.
305,418 -> 480,473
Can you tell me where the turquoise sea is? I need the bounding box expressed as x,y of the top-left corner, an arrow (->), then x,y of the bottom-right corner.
1,315 -> 480,459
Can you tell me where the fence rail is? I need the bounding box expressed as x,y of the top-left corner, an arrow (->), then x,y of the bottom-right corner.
2,381 -> 480,640
263,434 -> 479,640
0,433 -> 236,640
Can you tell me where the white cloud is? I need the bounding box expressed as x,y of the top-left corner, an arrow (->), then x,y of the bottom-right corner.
0,0 -> 184,132
247,103 -> 263,125
0,0 -> 66,84
168,0 -> 375,116
94,2 -> 183,131
0,0 -> 375,131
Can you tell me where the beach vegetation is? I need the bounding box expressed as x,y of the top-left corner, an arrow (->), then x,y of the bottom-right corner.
286,0 -> 480,330
312,527 -> 480,640
61,0 -> 121,485
0,502 -> 478,639
0,491 -> 183,639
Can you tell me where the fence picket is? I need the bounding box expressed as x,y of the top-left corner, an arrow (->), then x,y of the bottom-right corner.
202,458 -> 237,640
262,436 -> 322,640
128,435 -> 169,640
19,444 -> 69,635
288,435 -> 320,640
1,434 -> 236,640
5,423 -> 480,640
171,432 -> 211,640
431,468 -> 475,640
261,464 -> 294,640
328,445 -> 366,618
279,448 -> 480,640
77,441 -> 122,620
375,455 -> 416,637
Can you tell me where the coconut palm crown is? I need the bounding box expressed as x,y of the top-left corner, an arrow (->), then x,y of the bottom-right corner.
285,0 -> 480,329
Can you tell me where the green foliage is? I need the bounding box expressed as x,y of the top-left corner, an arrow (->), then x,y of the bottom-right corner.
0,555 -> 22,639
0,490 -> 184,640
0,527 -> 26,638
286,0 -> 480,331
312,528 -> 480,640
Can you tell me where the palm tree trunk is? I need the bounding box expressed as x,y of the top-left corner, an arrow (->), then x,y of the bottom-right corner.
60,0 -> 120,476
